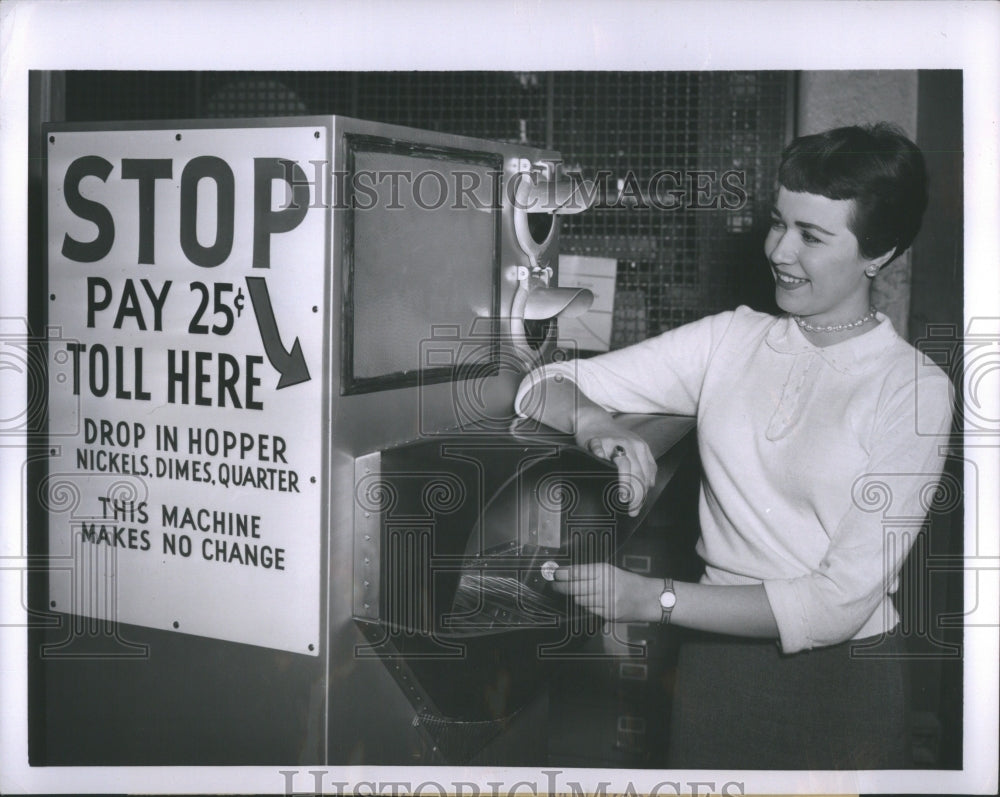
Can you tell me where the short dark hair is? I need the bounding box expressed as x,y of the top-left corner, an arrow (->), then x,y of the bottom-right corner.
777,123 -> 928,263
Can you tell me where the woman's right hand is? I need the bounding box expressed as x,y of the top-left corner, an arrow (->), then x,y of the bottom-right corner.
576,413 -> 657,517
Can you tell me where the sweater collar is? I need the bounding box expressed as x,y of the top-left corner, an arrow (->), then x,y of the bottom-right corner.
765,312 -> 899,374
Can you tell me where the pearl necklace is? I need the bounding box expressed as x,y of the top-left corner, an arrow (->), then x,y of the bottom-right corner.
793,306 -> 877,333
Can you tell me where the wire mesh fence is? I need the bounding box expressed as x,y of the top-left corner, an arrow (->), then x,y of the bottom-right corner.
63,70 -> 789,345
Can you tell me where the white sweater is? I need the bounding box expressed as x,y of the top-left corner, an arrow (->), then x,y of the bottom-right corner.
515,306 -> 953,653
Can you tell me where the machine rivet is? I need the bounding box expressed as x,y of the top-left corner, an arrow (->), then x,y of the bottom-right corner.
364,557 -> 370,565
364,534 -> 371,540
363,580 -> 370,587
363,603 -> 370,609
364,513 -> 371,518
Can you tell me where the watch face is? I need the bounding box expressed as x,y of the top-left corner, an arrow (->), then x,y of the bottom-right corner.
659,590 -> 676,610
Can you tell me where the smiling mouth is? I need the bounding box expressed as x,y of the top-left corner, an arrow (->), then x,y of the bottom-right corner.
773,269 -> 809,286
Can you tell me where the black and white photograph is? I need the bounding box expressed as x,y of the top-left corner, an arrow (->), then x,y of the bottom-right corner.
0,2 -> 997,795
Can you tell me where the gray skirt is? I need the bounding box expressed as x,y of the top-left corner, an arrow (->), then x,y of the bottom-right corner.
667,630 -> 908,770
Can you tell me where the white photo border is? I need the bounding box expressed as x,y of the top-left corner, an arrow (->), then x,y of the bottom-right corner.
1,1 -> 997,794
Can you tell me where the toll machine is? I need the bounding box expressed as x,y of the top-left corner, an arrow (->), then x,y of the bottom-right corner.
32,116 -> 697,767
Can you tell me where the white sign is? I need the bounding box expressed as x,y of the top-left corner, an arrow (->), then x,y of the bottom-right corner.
45,122 -> 328,655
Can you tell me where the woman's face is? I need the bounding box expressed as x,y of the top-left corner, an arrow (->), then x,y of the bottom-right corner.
765,187 -> 886,326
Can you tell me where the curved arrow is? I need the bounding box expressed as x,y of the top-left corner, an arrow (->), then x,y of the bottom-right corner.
245,276 -> 311,389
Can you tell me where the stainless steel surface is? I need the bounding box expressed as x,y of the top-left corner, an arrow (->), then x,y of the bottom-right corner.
324,116 -> 581,764
327,115 -> 566,452
353,451 -> 382,622
523,285 -> 594,320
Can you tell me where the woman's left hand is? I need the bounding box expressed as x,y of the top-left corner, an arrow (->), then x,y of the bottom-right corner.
550,563 -> 662,623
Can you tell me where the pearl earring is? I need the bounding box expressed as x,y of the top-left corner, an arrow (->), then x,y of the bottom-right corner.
865,265 -> 879,278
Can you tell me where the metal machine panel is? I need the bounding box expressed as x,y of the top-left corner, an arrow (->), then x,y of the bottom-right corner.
353,451 -> 383,622
318,115 -> 591,767
325,115 -> 571,453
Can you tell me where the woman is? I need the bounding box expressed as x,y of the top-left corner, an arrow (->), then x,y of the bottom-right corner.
515,123 -> 954,769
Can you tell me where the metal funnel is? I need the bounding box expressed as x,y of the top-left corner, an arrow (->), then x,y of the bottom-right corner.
523,285 -> 594,320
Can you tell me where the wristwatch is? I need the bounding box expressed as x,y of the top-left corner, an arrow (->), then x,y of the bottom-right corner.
658,578 -> 676,624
